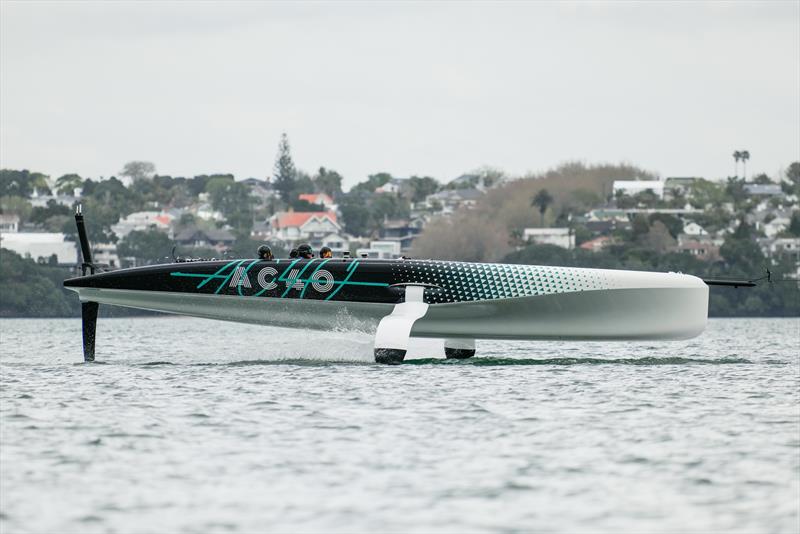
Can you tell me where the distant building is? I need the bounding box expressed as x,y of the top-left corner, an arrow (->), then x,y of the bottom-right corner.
522,227 -> 575,249
0,214 -> 20,233
424,188 -> 484,214
0,232 -> 78,265
762,217 -> 791,238
744,184 -> 783,197
579,235 -> 613,252
671,239 -> 720,262
357,240 -> 402,259
759,237 -> 800,265
242,178 -> 274,203
613,180 -> 665,199
375,178 -> 409,195
298,193 -> 336,209
267,211 -> 348,252
683,221 -> 707,236
664,177 -> 700,200
174,227 -> 235,252
111,211 -> 173,239
92,242 -> 120,269
378,218 -> 425,251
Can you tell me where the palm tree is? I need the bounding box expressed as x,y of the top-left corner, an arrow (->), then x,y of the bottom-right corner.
733,150 -> 742,177
531,189 -> 554,226
740,150 -> 750,179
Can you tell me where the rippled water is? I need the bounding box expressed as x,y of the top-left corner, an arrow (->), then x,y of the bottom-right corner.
1,317 -> 798,533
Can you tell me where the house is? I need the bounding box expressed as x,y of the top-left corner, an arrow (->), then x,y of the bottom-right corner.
375,178 -> 409,195
763,217 -> 791,238
744,184 -> 783,197
0,214 -> 20,233
584,219 -> 630,235
759,237 -> 800,265
522,228 -> 575,249
242,178 -> 274,203
267,211 -> 348,252
378,218 -> 425,251
613,180 -> 665,199
111,211 -> 173,239
192,202 -> 225,222
0,232 -> 78,265
671,239 -> 720,262
579,235 -> 613,252
664,177 -> 700,200
297,192 -> 336,209
585,208 -> 629,222
92,242 -> 120,268
424,188 -> 484,214
174,227 -> 235,252
357,241 -> 402,259
683,221 -> 707,236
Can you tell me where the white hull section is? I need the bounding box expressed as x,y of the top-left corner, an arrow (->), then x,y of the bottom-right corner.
70,271 -> 708,341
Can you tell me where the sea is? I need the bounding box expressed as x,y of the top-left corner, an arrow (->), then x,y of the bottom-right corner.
0,317 -> 798,534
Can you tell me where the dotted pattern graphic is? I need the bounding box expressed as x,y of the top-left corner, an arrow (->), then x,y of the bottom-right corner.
391,260 -> 613,304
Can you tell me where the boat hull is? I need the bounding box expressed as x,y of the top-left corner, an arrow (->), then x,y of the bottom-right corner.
68,280 -> 708,341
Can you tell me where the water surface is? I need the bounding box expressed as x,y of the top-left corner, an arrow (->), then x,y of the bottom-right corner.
1,317 -> 798,533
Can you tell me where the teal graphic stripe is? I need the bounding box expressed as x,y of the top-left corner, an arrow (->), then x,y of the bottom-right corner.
238,259 -> 260,296
324,260 -> 359,301
169,259 -> 240,288
170,259 -> 389,299
215,259 -> 246,294
299,258 -> 331,299
281,258 -> 315,298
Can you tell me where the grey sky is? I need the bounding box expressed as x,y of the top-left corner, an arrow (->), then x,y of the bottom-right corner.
1,1 -> 798,188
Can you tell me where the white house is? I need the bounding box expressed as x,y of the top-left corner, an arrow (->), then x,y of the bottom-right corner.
683,221 -> 707,236
0,214 -> 20,233
522,228 -> 575,249
111,211 -> 173,239
267,211 -> 349,252
613,180 -> 665,199
357,240 -> 402,259
763,217 -> 791,238
0,232 -> 78,265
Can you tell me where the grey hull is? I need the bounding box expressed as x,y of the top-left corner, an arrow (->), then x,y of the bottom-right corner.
70,282 -> 707,341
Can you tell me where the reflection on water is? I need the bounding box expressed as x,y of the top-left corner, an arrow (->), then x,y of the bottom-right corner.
1,317 -> 798,533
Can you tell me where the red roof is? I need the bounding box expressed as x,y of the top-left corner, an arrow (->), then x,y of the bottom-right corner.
273,211 -> 337,228
298,193 -> 334,205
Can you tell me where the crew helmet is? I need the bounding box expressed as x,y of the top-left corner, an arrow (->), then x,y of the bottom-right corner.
257,245 -> 272,260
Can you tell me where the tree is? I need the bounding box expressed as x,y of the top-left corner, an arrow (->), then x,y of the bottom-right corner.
116,229 -> 174,266
740,150 -> 750,179
55,173 -> 83,196
786,162 -> 800,187
273,133 -> 297,203
205,176 -> 254,236
351,173 -> 392,194
531,189 -> 554,226
732,150 -> 742,177
410,211 -> 510,262
338,193 -> 373,237
407,176 -> 439,203
312,167 -> 343,199
120,161 -> 156,182
0,170 -> 50,196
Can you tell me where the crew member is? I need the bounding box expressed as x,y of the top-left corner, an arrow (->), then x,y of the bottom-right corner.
296,243 -> 314,259
289,249 -> 299,258
319,246 -> 333,259
257,245 -> 273,261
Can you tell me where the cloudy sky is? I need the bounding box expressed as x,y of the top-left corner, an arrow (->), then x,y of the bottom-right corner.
1,1 -> 798,187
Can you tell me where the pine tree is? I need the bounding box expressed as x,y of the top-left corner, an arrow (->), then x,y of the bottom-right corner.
273,133 -> 296,203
